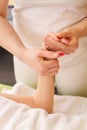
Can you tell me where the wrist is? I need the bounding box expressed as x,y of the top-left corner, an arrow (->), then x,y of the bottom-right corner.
38,75 -> 54,87
73,25 -> 83,38
18,47 -> 30,64
67,26 -> 80,39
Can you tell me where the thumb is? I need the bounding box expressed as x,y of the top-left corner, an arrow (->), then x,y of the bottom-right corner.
56,29 -> 70,39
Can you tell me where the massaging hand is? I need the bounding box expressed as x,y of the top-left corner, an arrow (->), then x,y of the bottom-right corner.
43,28 -> 79,54
23,48 -> 61,76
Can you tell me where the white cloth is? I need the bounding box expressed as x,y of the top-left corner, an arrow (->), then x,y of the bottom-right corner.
12,0 -> 87,47
12,0 -> 87,96
0,82 -> 87,130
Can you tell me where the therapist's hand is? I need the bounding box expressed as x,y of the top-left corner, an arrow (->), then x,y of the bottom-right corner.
23,48 -> 61,76
43,27 -> 79,54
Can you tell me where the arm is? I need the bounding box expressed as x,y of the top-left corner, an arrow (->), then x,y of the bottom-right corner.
43,18 -> 87,54
57,18 -> 87,39
70,18 -> 87,38
0,74 -> 54,113
0,0 -> 60,76
34,75 -> 54,113
0,0 -> 26,59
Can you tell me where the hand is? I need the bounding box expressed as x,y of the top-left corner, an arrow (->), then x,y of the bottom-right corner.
23,48 -> 60,76
43,28 -> 79,54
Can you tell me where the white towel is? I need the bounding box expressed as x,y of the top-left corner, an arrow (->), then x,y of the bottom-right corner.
0,82 -> 87,130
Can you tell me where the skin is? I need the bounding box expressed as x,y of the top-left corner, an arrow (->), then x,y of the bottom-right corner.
0,75 -> 55,114
44,18 -> 87,54
0,0 -> 60,76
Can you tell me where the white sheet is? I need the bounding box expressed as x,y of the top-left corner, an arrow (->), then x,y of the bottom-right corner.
0,82 -> 87,130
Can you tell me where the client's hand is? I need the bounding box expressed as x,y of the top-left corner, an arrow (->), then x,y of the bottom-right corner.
43,27 -> 79,54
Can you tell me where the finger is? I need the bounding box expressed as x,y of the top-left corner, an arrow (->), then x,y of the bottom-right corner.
47,60 -> 59,69
43,61 -> 60,75
37,49 -> 61,59
44,41 -> 55,51
41,69 -> 59,76
41,59 -> 58,67
63,38 -> 78,54
40,58 -> 59,70
45,35 -> 69,52
44,33 -> 59,43
38,59 -> 59,75
44,35 -> 61,51
45,39 -> 67,55
61,45 -> 76,54
48,33 -> 60,42
42,42 -> 47,49
60,38 -> 69,44
54,41 -> 68,50
40,64 -> 59,76
56,29 -> 71,39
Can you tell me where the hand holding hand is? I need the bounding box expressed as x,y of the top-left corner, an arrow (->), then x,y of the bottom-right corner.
43,27 -> 79,54
23,48 -> 61,76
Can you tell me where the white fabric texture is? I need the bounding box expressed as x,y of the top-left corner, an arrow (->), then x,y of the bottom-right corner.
0,82 -> 87,130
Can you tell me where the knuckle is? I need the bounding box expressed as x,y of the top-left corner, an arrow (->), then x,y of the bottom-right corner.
36,49 -> 43,57
36,50 -> 40,56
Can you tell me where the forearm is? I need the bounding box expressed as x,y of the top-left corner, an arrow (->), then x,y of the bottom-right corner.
70,18 -> 87,38
0,16 -> 26,60
0,75 -> 54,113
0,93 -> 36,107
34,75 -> 54,113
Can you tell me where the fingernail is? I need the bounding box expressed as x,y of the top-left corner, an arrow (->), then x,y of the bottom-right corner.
58,51 -> 64,56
